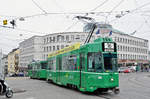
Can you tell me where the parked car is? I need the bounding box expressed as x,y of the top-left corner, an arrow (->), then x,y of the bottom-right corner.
128,66 -> 136,72
118,67 -> 131,73
17,72 -> 24,77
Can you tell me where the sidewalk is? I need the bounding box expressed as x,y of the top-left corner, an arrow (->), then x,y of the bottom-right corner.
5,77 -> 29,80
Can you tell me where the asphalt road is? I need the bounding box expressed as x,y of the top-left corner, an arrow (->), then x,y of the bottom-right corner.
1,72 -> 150,99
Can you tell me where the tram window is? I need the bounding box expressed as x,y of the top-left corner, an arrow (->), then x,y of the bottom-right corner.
41,63 -> 47,69
62,55 -> 77,71
48,60 -> 52,70
33,64 -> 38,70
103,54 -> 117,72
68,55 -> 77,70
48,58 -> 56,70
88,52 -> 103,72
80,53 -> 85,71
37,64 -> 41,69
104,58 -> 112,70
62,56 -> 68,70
28,65 -> 32,70
58,57 -> 62,70
53,59 -> 56,70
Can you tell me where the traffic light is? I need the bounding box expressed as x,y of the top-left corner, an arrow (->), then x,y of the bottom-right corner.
10,20 -> 16,28
3,20 -> 7,25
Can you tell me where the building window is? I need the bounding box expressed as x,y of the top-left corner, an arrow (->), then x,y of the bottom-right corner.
91,36 -> 95,41
57,45 -> 60,50
47,46 -> 48,52
66,45 -> 69,47
53,46 -> 55,51
44,38 -> 46,44
53,37 -> 55,42
57,35 -> 61,42
44,47 -> 46,52
66,35 -> 69,42
61,45 -> 64,49
61,36 -> 64,42
120,46 -> 122,51
81,35 -> 85,41
49,37 -> 52,43
49,46 -> 51,51
76,35 -> 80,40
47,37 -> 49,43
71,35 -> 74,41
117,45 -> 119,51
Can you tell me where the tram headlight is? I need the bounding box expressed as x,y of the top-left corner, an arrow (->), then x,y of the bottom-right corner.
110,78 -> 114,82
98,76 -> 102,79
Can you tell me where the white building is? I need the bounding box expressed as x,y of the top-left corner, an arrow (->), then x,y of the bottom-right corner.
42,32 -> 96,60
84,23 -> 149,66
19,24 -> 149,68
19,36 -> 43,69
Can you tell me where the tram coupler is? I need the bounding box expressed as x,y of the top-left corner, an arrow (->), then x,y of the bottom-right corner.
112,87 -> 120,94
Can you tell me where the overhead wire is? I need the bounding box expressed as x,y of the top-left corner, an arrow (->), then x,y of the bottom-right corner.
32,0 -> 47,14
110,1 -> 150,23
105,0 -> 125,23
0,24 -> 45,35
64,0 -> 110,32
91,0 -> 109,11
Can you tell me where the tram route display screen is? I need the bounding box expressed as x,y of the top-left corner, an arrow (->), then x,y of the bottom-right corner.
102,42 -> 116,52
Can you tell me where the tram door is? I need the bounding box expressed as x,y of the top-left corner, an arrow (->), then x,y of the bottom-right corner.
57,57 -> 62,83
80,53 -> 86,88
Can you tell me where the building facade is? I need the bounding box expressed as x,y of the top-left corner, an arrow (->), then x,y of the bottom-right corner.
19,24 -> 149,68
19,36 -> 43,69
8,48 -> 20,74
42,32 -> 96,60
1,55 -> 8,76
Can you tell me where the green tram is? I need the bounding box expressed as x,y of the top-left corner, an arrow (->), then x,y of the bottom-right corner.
28,61 -> 48,79
28,62 -> 38,79
46,37 -> 119,93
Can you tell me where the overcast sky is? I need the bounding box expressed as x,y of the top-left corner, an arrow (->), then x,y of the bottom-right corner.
0,0 -> 150,54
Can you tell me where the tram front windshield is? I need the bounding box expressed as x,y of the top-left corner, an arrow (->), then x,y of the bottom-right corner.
103,53 -> 117,72
41,63 -> 47,69
88,52 -> 103,72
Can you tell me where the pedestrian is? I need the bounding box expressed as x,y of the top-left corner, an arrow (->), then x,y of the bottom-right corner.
146,65 -> 149,72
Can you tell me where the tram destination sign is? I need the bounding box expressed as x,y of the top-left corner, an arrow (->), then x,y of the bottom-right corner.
103,42 -> 115,52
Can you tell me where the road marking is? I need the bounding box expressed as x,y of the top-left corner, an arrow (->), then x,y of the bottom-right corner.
26,97 -> 35,99
5,77 -> 29,80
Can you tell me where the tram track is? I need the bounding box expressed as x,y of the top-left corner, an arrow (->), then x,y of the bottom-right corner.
97,95 -> 111,99
128,74 -> 150,89
95,92 -> 112,99
124,73 -> 150,99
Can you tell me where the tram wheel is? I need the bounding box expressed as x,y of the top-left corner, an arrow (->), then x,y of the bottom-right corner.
113,88 -> 120,94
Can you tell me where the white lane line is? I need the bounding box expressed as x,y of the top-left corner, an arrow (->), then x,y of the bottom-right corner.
26,97 -> 35,99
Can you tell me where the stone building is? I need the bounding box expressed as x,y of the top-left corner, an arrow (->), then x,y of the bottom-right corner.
8,48 -> 20,74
